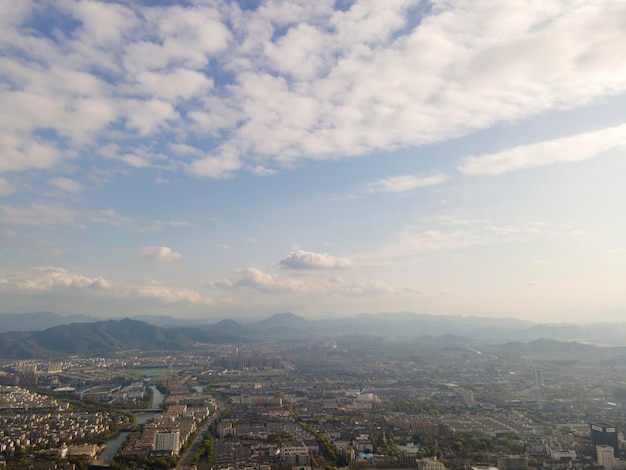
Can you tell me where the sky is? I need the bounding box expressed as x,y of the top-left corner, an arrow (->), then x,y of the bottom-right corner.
1,0 -> 626,323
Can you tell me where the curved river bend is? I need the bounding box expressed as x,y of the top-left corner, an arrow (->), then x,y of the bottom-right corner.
99,385 -> 164,463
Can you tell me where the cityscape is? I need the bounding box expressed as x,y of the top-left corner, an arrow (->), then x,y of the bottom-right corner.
2,312 -> 626,469
2,1 -> 626,470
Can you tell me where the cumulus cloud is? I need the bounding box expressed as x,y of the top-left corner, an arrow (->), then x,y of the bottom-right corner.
279,250 -> 352,270
139,246 -> 182,261
135,286 -> 212,305
0,266 -> 213,306
233,267 -> 312,293
1,1 -> 625,180
0,266 -> 111,293
458,123 -> 626,175
0,131 -> 65,175
198,0 -> 626,174
208,267 -> 393,297
367,173 -> 449,193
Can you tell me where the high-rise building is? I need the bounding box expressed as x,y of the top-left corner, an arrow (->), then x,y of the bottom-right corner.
597,445 -> 616,470
533,369 -> 543,388
153,429 -> 180,455
591,423 -> 619,457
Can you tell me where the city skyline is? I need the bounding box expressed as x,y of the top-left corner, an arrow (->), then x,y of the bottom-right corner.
2,1 -> 626,322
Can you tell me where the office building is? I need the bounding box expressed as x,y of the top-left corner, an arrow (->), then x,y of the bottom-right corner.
598,445 -> 616,470
591,423 -> 619,457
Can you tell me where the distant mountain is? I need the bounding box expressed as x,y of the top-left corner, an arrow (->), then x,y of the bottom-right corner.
513,323 -> 626,344
129,314 -> 206,328
309,312 -> 533,339
6,310 -> 626,346
252,312 -> 310,330
0,318 -> 237,359
206,319 -> 255,337
195,311 -> 537,342
0,311 -> 96,333
493,338 -> 598,355
0,311 -> 209,333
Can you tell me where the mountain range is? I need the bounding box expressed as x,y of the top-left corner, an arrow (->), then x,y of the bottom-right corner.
1,311 -> 626,359
0,318 -> 236,358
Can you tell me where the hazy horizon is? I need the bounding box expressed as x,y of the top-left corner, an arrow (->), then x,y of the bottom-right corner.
5,309 -> 626,328
2,1 -> 626,323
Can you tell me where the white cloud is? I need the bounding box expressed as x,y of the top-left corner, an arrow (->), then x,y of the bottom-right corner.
89,208 -> 133,227
458,123 -> 626,175
233,267 -> 312,293
279,249 -> 352,270
51,177 -> 82,193
169,143 -> 203,157
0,266 -> 111,293
131,69 -> 214,101
367,173 -> 449,193
60,0 -> 139,45
0,203 -> 80,227
197,0 -> 626,174
121,99 -> 179,136
135,286 -> 212,305
209,267 -> 394,297
2,1 -> 626,180
0,131 -> 64,174
139,246 -> 182,261
0,266 -> 213,306
264,23 -> 332,80
188,147 -> 242,179
123,5 -> 231,74
207,278 -> 235,290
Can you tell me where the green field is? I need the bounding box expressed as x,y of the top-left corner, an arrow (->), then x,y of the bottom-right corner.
126,367 -> 177,378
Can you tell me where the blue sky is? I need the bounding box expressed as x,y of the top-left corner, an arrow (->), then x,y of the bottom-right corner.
2,0 -> 626,322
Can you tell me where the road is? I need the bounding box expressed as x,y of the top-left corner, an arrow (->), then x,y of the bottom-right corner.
175,404 -> 221,470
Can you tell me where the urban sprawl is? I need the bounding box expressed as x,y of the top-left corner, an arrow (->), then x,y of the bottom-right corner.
1,337 -> 626,470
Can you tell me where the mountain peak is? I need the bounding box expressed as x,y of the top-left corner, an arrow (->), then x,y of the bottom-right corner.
254,312 -> 309,330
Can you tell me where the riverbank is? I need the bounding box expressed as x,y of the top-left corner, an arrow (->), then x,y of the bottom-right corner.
98,385 -> 165,463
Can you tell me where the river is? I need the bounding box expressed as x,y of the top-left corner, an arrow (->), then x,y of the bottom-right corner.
98,385 -> 164,463
98,431 -> 130,463
150,384 -> 165,408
